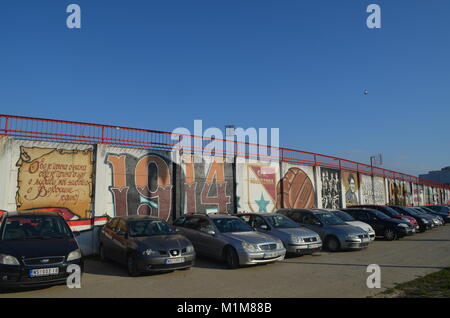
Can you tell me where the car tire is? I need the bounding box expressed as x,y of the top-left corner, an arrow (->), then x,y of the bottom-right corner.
325,236 -> 340,252
127,255 -> 140,277
384,228 -> 396,241
99,244 -> 107,262
224,246 -> 239,269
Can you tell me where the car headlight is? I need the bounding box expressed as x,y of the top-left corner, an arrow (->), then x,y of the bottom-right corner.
397,223 -> 408,228
67,249 -> 82,261
0,254 -> 20,265
421,218 -> 429,224
242,241 -> 259,252
276,241 -> 284,249
347,234 -> 360,240
290,235 -> 303,244
186,245 -> 195,253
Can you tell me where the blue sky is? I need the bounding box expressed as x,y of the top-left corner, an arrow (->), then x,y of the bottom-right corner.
0,0 -> 449,176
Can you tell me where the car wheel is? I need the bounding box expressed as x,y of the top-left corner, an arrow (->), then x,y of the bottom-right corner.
325,236 -> 340,252
99,245 -> 107,262
127,255 -> 140,277
384,228 -> 396,241
224,246 -> 239,269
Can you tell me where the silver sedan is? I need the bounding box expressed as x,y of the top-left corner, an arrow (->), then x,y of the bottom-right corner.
172,214 -> 286,269
237,213 -> 322,255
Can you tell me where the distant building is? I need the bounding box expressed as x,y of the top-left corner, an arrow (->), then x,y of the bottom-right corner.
419,166 -> 450,185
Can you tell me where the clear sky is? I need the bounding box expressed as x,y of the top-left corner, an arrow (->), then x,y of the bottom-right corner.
0,0 -> 449,176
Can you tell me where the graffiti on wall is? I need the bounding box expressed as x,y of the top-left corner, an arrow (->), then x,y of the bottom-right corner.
320,168 -> 342,209
106,152 -> 173,221
359,174 -> 374,204
15,146 -> 93,219
342,170 -> 359,206
181,155 -> 233,214
276,165 -> 316,209
373,176 -> 386,205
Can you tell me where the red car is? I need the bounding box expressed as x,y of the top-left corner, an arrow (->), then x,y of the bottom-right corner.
352,205 -> 419,233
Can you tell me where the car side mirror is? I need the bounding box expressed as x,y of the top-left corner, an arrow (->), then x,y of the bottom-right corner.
259,224 -> 269,230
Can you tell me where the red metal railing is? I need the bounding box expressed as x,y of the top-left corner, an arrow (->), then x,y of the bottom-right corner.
0,114 -> 448,190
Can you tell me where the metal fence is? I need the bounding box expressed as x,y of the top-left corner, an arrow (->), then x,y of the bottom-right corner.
0,114 -> 448,190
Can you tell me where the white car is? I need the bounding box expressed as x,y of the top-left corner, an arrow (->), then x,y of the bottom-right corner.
328,209 -> 376,241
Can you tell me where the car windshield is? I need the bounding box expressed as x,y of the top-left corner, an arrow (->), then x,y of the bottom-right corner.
332,211 -> 355,222
212,218 -> 254,233
1,215 -> 72,240
405,208 -> 421,216
383,206 -> 402,217
128,220 -> 175,237
315,213 -> 347,225
265,215 -> 299,229
371,210 -> 390,219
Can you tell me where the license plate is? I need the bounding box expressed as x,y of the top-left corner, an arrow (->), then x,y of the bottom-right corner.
29,267 -> 59,277
264,252 -> 278,258
165,257 -> 185,264
308,244 -> 320,249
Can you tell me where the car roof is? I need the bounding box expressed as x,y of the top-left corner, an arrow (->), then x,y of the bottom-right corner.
179,213 -> 237,219
115,215 -> 162,221
237,212 -> 278,217
3,210 -> 62,217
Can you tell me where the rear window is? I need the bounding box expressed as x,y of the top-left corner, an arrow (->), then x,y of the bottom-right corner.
1,215 -> 72,240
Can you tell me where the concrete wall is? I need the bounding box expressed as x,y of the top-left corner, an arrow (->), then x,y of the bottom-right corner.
1,136 -> 448,254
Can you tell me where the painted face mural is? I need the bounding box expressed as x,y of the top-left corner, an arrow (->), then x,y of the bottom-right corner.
276,166 -> 316,209
320,168 -> 342,209
342,170 -> 359,206
180,155 -> 233,214
106,152 -> 173,221
15,146 -> 94,219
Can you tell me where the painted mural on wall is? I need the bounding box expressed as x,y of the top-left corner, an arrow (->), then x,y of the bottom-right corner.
15,146 -> 93,219
412,183 -> 421,206
180,155 -> 233,214
359,174 -> 374,204
105,151 -> 173,221
373,176 -> 386,205
276,163 -> 316,209
341,170 -> 359,206
405,182 -> 413,206
236,161 -> 279,213
388,179 -> 407,206
319,167 -> 342,209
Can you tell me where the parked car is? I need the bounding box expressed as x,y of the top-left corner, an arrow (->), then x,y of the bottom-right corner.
352,205 -> 418,233
0,211 -> 83,289
421,205 -> 450,214
326,209 -> 375,241
410,208 -> 443,226
172,214 -> 286,269
342,208 -> 416,240
276,209 -> 370,252
415,207 -> 450,224
388,206 -> 433,232
99,215 -> 195,276
237,213 -> 322,255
